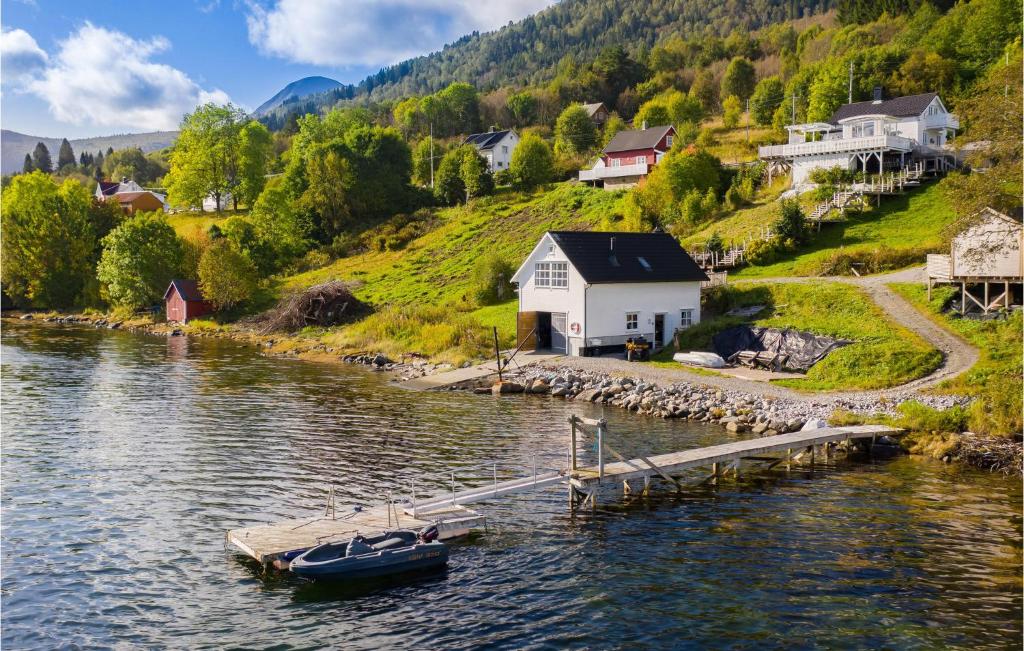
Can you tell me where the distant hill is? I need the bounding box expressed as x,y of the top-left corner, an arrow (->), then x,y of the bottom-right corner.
258,0 -> 831,126
254,76 -> 343,116
1,130 -> 177,175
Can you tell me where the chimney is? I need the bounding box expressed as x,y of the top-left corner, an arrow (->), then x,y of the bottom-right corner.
609,236 -> 616,251
489,125 -> 496,132
872,86 -> 883,104
641,121 -> 648,131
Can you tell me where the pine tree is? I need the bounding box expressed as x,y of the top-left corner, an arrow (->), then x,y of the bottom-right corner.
22,153 -> 33,174
32,142 -> 53,174
57,138 -> 75,170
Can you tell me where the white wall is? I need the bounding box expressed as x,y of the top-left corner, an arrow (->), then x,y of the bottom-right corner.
792,153 -> 854,185
585,282 -> 702,348
485,132 -> 518,172
952,213 -> 1023,278
516,234 -> 586,354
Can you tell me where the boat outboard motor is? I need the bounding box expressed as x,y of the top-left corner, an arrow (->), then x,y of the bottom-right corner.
419,525 -> 440,543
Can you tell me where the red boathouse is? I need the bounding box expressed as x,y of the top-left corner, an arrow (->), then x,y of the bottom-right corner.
164,279 -> 213,323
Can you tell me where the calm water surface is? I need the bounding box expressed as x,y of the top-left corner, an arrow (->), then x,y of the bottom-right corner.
2,322 -> 1021,650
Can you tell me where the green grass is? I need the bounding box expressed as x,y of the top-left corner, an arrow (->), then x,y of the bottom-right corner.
677,282 -> 942,391
166,211 -> 232,238
279,183 -> 623,362
683,182 -> 956,278
889,283 -> 1022,437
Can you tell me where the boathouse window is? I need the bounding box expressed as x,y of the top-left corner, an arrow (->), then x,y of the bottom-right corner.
535,262 -> 568,288
626,312 -> 638,331
679,309 -> 694,328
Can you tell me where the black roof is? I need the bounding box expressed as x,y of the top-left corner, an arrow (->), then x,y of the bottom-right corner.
603,125 -> 674,153
831,92 -> 938,122
464,130 -> 512,150
548,231 -> 708,283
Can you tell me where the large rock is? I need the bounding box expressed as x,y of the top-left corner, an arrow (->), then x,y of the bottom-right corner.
372,354 -> 393,367
725,421 -> 748,433
492,381 -> 524,395
751,422 -> 769,435
551,385 -> 570,397
527,379 -> 551,394
574,388 -> 603,402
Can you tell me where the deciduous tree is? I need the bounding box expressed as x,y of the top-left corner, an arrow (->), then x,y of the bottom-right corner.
750,76 -> 784,126
96,212 -> 181,310
198,240 -> 258,310
509,132 -> 554,189
554,104 -> 598,156
720,56 -> 756,101
235,121 -> 273,207
166,103 -> 247,211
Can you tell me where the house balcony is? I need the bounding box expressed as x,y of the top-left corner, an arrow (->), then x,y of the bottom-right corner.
579,162 -> 651,181
758,134 -> 915,160
922,113 -> 959,131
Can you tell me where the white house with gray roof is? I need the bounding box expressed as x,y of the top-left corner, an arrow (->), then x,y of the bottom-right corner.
759,91 -> 959,185
464,129 -> 519,173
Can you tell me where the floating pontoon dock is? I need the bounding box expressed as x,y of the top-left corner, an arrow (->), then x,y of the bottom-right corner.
227,416 -> 900,566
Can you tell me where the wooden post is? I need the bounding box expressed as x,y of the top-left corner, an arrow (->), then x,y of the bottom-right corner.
1006,281 -> 1011,309
568,416 -> 578,471
711,462 -> 719,485
597,420 -> 605,482
961,282 -> 967,316
493,327 -> 503,382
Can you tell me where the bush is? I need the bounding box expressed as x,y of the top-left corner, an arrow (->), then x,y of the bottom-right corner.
745,237 -> 793,265
809,165 -> 856,186
471,252 -> 515,305
814,246 -> 928,276
774,199 -> 809,244
894,400 -> 968,433
198,240 -> 258,310
509,133 -> 554,189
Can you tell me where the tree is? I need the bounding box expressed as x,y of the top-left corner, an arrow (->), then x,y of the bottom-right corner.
722,95 -> 743,129
412,137 -> 444,187
889,50 -> 956,97
601,114 -> 627,148
506,92 -> 537,127
554,104 -> 598,156
249,182 -> 311,270
750,76 -> 784,126
22,154 -> 33,174
472,252 -> 515,305
434,148 -> 466,206
459,148 -> 493,201
235,121 -> 273,207
57,139 -> 75,171
300,143 -> 355,237
32,142 -> 52,174
393,96 -> 423,137
689,70 -> 718,112
633,100 -> 671,129
96,212 -> 182,310
509,133 -> 554,189
629,149 -> 722,227
198,240 -> 258,310
667,91 -> 703,127
720,57 -> 756,101
774,199 -> 809,244
166,103 -> 247,211
105,147 -> 157,184
1,173 -> 94,307
436,82 -> 480,135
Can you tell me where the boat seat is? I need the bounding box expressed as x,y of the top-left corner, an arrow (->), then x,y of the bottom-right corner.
371,537 -> 407,551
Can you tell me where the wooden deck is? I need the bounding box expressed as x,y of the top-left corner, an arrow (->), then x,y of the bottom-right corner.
227,504 -> 486,564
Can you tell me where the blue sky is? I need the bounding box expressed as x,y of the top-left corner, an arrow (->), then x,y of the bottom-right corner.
1,0 -> 555,138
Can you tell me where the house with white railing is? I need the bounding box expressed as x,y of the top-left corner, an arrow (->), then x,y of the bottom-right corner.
579,124 -> 675,190
759,90 -> 959,186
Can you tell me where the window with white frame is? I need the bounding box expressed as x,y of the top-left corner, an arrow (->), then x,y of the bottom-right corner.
502,145 -> 508,153
679,309 -> 694,328
636,155 -> 647,165
851,121 -> 875,138
535,262 -> 568,288
626,312 -> 638,330
665,135 -> 674,147
611,158 -> 621,167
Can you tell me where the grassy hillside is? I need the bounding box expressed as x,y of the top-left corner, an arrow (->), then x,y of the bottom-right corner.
683,181 -> 956,278
279,183 -> 623,361
669,282 -> 941,391
889,283 -> 1022,436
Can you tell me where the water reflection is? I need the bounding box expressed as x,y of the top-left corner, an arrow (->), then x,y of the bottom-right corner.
1,322 -> 1020,650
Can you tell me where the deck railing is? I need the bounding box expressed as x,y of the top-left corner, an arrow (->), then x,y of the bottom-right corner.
579,162 -> 650,181
758,134 -> 914,159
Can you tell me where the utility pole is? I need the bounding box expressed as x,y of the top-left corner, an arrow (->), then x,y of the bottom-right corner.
429,122 -> 435,189
745,98 -> 750,142
848,61 -> 854,104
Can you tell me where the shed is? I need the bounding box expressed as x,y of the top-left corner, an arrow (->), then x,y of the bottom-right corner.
926,207 -> 1023,313
164,279 -> 214,323
512,231 -> 707,356
114,191 -> 165,215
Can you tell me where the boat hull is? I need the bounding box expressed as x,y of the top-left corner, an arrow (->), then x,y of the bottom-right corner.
291,541 -> 449,581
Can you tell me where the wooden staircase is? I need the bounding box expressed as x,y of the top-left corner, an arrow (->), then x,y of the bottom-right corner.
808,162 -> 929,223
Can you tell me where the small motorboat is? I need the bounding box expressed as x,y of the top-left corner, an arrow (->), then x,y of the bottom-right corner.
289,526 -> 448,581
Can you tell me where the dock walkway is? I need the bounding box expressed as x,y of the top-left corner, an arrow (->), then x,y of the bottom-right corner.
226,417 -> 900,565
398,351 -> 563,391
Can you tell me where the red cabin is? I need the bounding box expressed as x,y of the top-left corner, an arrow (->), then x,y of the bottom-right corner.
164,279 -> 213,323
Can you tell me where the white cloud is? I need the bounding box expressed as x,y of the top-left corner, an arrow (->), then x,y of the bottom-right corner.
1,28 -> 49,83
245,0 -> 554,68
24,23 -> 229,131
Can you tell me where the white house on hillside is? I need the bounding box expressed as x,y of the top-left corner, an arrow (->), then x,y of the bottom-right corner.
759,91 -> 959,186
464,129 -> 519,173
512,231 -> 708,356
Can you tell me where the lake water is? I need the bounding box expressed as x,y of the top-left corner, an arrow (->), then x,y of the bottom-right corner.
2,322 -> 1021,650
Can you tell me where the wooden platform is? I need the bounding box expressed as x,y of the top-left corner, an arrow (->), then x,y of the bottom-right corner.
227,504 -> 486,564
570,424 -> 898,489
397,351 -> 563,391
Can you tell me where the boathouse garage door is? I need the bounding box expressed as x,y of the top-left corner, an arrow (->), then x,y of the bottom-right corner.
550,312 -> 568,353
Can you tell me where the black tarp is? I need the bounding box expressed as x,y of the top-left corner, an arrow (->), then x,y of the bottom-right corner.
711,326 -> 852,373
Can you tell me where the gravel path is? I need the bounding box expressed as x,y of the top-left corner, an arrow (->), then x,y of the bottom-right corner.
540,267 -> 978,403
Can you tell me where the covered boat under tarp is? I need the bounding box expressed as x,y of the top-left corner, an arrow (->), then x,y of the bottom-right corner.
712,326 -> 851,372
289,528 -> 448,581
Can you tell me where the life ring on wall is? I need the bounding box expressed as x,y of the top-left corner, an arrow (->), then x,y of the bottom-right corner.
570,322 -> 581,334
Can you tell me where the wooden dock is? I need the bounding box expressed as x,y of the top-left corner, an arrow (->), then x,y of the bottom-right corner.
226,416 -> 900,566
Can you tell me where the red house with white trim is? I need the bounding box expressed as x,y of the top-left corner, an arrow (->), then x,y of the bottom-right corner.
579,124 -> 676,190
164,279 -> 214,323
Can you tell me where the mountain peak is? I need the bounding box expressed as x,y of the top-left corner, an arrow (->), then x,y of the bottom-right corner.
254,76 -> 343,116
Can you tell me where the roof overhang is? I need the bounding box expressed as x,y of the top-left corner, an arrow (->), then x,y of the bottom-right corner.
785,122 -> 838,133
